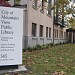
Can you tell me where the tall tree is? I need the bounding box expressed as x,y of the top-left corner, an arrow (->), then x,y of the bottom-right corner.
53,0 -> 75,28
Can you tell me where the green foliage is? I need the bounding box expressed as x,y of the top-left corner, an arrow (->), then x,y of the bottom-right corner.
23,44 -> 49,52
36,44 -> 42,50
23,42 -> 70,52
68,18 -> 75,29
27,46 -> 33,52
54,0 -> 75,27
23,49 -> 27,52
50,43 -> 54,47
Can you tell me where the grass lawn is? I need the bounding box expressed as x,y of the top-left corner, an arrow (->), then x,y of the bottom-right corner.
22,44 -> 75,75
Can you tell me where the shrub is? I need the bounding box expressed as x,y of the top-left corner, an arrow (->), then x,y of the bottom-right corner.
35,44 -> 42,50
50,43 -> 54,47
32,46 -> 39,51
43,44 -> 47,49
24,43 -> 58,52
54,43 -> 58,46
45,44 -> 49,48
27,46 -> 33,52
23,49 -> 27,52
41,45 -> 44,50
59,42 -> 62,45
47,43 -> 51,46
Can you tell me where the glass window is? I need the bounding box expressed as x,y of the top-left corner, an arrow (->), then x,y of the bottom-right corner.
54,29 -> 58,38
49,28 -> 51,37
60,31 -> 63,38
41,0 -> 44,11
46,27 -> 48,37
32,23 -> 37,37
39,25 -> 43,37
56,30 -> 58,38
54,29 -> 56,38
64,32 -> 66,39
48,0 -> 52,15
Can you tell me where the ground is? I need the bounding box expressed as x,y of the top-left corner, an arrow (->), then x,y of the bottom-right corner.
21,44 -> 75,75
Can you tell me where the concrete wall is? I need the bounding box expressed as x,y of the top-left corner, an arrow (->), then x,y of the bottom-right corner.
27,37 -> 53,47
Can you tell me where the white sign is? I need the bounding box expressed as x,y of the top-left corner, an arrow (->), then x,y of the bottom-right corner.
0,7 -> 23,66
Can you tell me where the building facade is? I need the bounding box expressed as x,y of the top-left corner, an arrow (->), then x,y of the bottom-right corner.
53,0 -> 67,44
6,0 -> 67,48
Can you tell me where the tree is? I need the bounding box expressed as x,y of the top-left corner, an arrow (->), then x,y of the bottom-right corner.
53,0 -> 75,28
66,1 -> 75,28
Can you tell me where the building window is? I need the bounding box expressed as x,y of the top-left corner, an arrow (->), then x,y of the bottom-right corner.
48,0 -> 52,15
49,28 -> 51,37
64,32 -> 66,39
41,0 -> 44,12
46,27 -> 48,37
39,25 -> 43,37
32,23 -> 37,37
57,30 -> 58,38
54,0 -> 57,21
54,29 -> 58,38
32,0 -> 38,8
60,31 -> 63,38
54,29 -> 56,38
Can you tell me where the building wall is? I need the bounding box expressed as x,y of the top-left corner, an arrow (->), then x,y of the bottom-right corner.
54,24 -> 67,44
9,0 -> 67,48
20,0 -> 28,5
9,0 -> 53,48
24,0 -> 54,47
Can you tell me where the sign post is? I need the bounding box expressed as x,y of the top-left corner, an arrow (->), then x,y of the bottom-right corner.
0,6 -> 23,70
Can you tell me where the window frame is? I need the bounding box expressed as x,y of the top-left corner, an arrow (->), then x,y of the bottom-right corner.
40,0 -> 44,13
47,0 -> 52,15
49,28 -> 51,37
39,25 -> 43,37
60,31 -> 63,38
32,23 -> 37,37
46,27 -> 48,37
54,29 -> 58,38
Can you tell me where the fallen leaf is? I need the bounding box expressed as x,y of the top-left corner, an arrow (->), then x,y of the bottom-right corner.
29,71 -> 33,74
57,63 -> 64,67
28,57 -> 31,59
44,72 -> 48,75
44,60 -> 48,63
